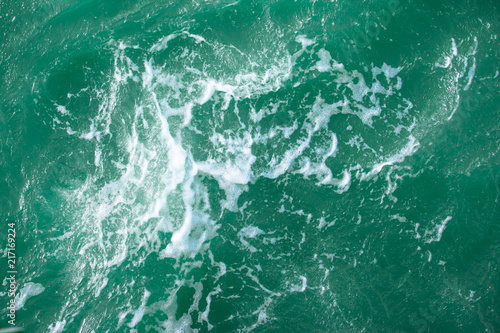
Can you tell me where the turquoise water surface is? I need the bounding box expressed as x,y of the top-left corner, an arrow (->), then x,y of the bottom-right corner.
1,0 -> 499,332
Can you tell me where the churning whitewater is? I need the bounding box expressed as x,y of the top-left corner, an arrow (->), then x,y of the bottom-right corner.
1,0 -> 498,332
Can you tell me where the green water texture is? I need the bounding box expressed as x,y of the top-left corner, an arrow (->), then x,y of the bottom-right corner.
1,0 -> 499,332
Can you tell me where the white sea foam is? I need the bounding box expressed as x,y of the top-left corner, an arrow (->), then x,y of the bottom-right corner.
15,282 -> 45,310
238,226 -> 265,252
56,105 -> 69,115
426,216 -> 452,243
45,30 -> 422,331
316,48 -> 332,72
48,320 -> 66,333
128,289 -> 151,328
290,276 -> 307,292
360,135 -> 419,181
149,33 -> 178,52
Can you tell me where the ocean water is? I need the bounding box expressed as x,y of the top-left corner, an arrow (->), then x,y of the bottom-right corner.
1,0 -> 499,332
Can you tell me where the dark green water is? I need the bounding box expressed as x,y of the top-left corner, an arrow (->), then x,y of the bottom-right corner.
1,0 -> 499,332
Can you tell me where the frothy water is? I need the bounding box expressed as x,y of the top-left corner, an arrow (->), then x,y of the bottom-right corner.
1,0 -> 499,331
